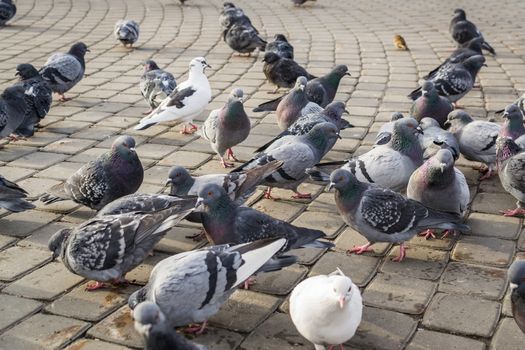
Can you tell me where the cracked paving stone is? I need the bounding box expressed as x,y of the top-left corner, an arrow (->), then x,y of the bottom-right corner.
291,211 -> 345,239
467,212 -> 521,239
0,294 -> 42,332
490,317 -> 525,350
0,246 -> 51,282
87,305 -> 142,348
64,339 -> 132,350
381,246 -> 449,280
452,236 -> 515,267
251,264 -> 308,296
406,329 -> 486,350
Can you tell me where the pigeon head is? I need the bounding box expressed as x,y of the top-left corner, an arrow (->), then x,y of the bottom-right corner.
69,42 -> 90,58
327,270 -> 356,309
166,166 -> 194,196
390,119 -> 424,161
229,88 -> 244,102
111,135 -> 138,159
196,183 -> 230,209
263,52 -> 281,64
189,57 -> 211,74
453,9 -> 466,18
502,104 -> 523,122
15,64 -> 39,80
444,110 -> 474,130
328,168 -> 362,193
496,136 -> 522,166
323,102 -> 351,128
433,138 -> 460,160
143,60 -> 160,72
419,117 -> 440,130
294,76 -> 308,90
427,148 -> 455,175
133,301 -> 166,337
274,34 -> 288,42
48,228 -> 71,260
331,65 -> 351,78
390,112 -> 404,121
325,65 -> 351,87
462,55 -> 487,76
421,81 -> 436,97
305,122 -> 341,154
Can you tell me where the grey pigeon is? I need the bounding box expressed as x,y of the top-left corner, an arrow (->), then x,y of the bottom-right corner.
254,65 -> 350,112
256,101 -> 352,153
266,34 -> 294,59
329,168 -> 470,262
495,137 -> 525,217
98,193 -> 191,216
40,42 -> 89,102
133,302 -> 208,350
140,60 -> 177,115
0,85 -> 31,141
0,175 -> 35,212
263,52 -> 316,93
450,9 -> 495,55
48,196 -> 196,290
114,20 -> 140,47
198,88 -> 251,167
232,122 -> 341,199
407,149 -> 470,239
219,2 -> 253,30
418,117 -> 460,160
292,0 -> 316,5
40,136 -> 144,210
410,81 -> 454,127
499,104 -> 525,148
374,112 -> 405,146
445,110 -> 500,179
408,55 -> 486,104
0,0 -> 15,26
12,64 -> 53,138
223,22 -> 266,56
508,260 -> 525,334
128,238 -> 293,332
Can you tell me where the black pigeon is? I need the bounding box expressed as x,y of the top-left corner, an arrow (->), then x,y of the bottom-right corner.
449,9 -> 495,55
0,0 -> 16,26
223,22 -> 266,56
266,34 -> 294,59
219,2 -> 253,30
263,52 -> 316,93
0,175 -> 35,212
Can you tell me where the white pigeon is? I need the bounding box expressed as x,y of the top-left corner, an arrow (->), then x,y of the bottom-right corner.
290,268 -> 362,350
135,57 -> 212,134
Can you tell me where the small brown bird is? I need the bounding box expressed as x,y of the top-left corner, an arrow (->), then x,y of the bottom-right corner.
394,35 -> 409,50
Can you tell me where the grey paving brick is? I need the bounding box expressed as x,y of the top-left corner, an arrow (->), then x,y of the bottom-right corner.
0,294 -> 42,332
0,246 -> 51,282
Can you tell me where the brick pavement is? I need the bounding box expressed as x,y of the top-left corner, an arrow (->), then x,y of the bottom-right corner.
0,0 -> 525,349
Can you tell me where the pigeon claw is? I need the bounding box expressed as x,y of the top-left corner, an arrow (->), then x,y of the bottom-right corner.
85,281 -> 107,291
142,108 -> 153,115
391,243 -> 407,262
418,229 -> 436,240
347,242 -> 374,255
226,148 -> 239,161
441,229 -> 456,239
500,208 -> 525,217
263,187 -> 277,200
220,158 -> 235,168
57,93 -> 72,102
292,191 -> 312,199
241,276 -> 257,290
182,321 -> 208,335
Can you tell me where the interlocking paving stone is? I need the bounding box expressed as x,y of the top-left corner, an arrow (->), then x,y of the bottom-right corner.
381,246 -> 449,280
406,329 -> 486,350
467,213 -> 521,240
157,150 -> 212,169
291,211 -> 345,239
452,236 -> 515,267
192,327 -> 245,350
0,235 -> 15,251
8,151 -> 69,170
87,305 -> 142,348
490,317 -> 525,350
251,264 -> 308,296
335,227 -> 391,257
64,339 -> 132,350
0,294 -> 42,332
0,246 -> 51,282
252,199 -> 305,222
0,210 -> 60,238
126,252 -> 170,285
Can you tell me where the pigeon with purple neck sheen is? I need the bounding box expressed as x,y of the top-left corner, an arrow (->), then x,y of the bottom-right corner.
410,81 -> 454,128
495,136 -> 525,217
266,34 -> 294,59
263,52 -> 316,93
0,175 -> 35,212
374,112 -> 406,146
40,136 -> 144,210
450,8 -> 495,55
198,88 -> 251,168
0,0 -> 16,26
418,117 -> 460,160
140,60 -> 176,115
508,260 -> 525,334
500,104 -> 525,148
329,168 -> 470,262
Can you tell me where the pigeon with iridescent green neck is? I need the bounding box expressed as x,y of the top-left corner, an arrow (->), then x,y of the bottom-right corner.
500,104 -> 525,148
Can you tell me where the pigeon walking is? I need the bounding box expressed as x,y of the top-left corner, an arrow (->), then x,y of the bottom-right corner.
40,42 -> 89,102
0,85 -> 31,142
329,169 -> 469,262
290,269 -> 362,350
508,260 -> 525,334
374,112 -> 406,146
0,0 -> 15,26
140,60 -> 177,115
48,196 -> 196,290
499,104 -> 525,148
198,88 -> 251,167
266,34 -> 294,59
410,81 -> 454,127
495,137 -> 525,217
135,57 -> 211,133
418,117 -> 460,160
114,20 -> 140,47
40,136 -> 144,210
223,22 -> 266,56
450,8 -> 496,55
0,175 -> 35,212
263,52 -> 316,93
219,2 -> 252,30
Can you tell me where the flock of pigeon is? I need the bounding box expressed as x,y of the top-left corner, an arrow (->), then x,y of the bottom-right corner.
0,1 -> 525,350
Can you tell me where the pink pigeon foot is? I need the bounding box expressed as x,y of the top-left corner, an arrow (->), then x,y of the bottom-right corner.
58,93 -> 72,102
263,187 -> 278,200
501,208 -> 525,217
391,243 -> 407,262
226,148 -> 239,161
346,242 -> 374,255
220,157 -> 234,168
441,229 -> 456,239
453,102 -> 463,109
85,281 -> 107,291
7,134 -> 26,142
241,276 -> 256,290
292,191 -> 312,199
418,229 -> 436,240
182,321 -> 208,335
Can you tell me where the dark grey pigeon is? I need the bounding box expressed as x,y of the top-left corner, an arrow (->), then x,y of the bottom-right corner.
48,196 -> 196,291
128,238 -> 293,332
133,302 -> 208,350
499,104 -> 525,148
0,175 -> 35,212
449,9 -> 495,55
40,42 -> 89,101
508,260 -> 525,334
263,52 -> 316,93
219,2 -> 253,30
408,55 -> 486,104
114,20 -> 140,47
0,85 -> 31,141
495,137 -> 525,217
292,0 -> 316,5
223,22 -> 266,56
374,112 -> 405,146
418,118 -> 460,160
256,101 -> 352,153
410,81 -> 454,127
266,34 -> 294,59
140,60 -> 176,115
12,64 -> 53,138
40,136 -> 144,210
97,193 -> 192,216
198,88 -> 251,167
0,0 -> 16,25
329,168 -> 469,262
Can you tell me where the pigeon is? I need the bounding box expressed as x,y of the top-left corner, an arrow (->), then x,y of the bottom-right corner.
290,268 -> 362,350
40,42 -> 89,102
114,20 -> 140,47
308,118 -> 423,191
198,88 -> 251,167
232,122 -> 341,199
508,260 -> 525,334
450,9 -> 496,55
266,34 -> 294,59
0,175 -> 35,212
40,136 -> 144,210
256,101 -> 352,153
410,81 -> 454,127
329,168 -> 470,262
135,57 -> 211,134
407,55 -> 486,104
133,301 -> 208,350
495,93 -> 525,115
12,64 -> 53,138
0,0 -> 15,26
254,65 -> 350,112
374,112 -> 405,146
219,2 -> 253,30
223,22 -> 266,56
418,117 -> 460,160
97,193 -> 193,216
263,52 -> 316,93
292,0 -> 317,5
140,60 -> 177,115
407,149 -> 470,239
393,34 -> 408,50
445,110 -> 500,179
499,104 -> 525,148
495,137 -> 525,217
0,85 -> 31,141
48,196 -> 196,290
128,238 -> 293,333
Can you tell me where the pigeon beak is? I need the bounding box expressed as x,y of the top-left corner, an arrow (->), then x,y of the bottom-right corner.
415,126 -> 424,135
129,147 -> 136,153
206,63 -> 212,69
15,71 -> 20,77
195,197 -> 204,209
345,72 -> 351,76
439,163 -> 447,172
86,49 -> 91,53
338,296 -> 345,309
343,109 -> 350,115
482,63 -> 488,67
336,133 -> 342,140
328,182 -> 335,191
444,120 -> 451,129
299,85 -> 305,91
165,178 -> 173,186
502,112 -> 509,119
51,251 -> 59,262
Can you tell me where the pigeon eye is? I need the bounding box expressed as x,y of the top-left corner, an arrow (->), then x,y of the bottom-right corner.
347,286 -> 352,292
208,191 -> 213,196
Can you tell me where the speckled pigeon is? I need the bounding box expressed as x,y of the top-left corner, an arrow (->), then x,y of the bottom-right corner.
0,85 -> 31,141
450,9 -> 495,55
219,2 -> 253,30
40,136 -> 144,210
223,22 -> 266,56
266,34 -> 294,59
232,122 -> 341,199
329,168 -> 470,262
495,137 -> 525,217
0,0 -> 16,26
418,118 -> 460,160
263,52 -> 316,93
198,88 -> 251,167
114,20 -> 140,47
140,60 -> 177,115
0,175 -> 35,212
374,112 -> 405,146
508,260 -> 525,334
499,104 -> 525,148
445,110 -> 500,179
133,301 -> 208,350
48,196 -> 196,290
410,81 -> 454,127
40,42 -> 89,102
